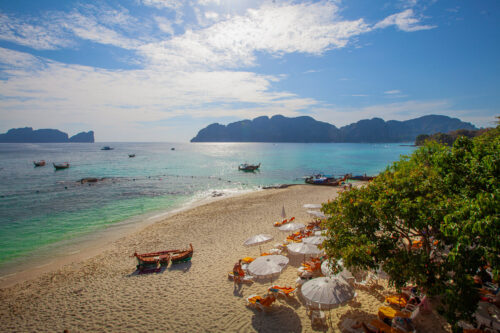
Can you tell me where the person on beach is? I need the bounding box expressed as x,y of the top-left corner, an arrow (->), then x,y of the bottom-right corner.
233,260 -> 243,284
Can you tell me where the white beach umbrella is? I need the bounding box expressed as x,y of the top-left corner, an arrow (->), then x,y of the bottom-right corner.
287,242 -> 323,257
303,204 -> 322,209
278,222 -> 305,232
303,235 -> 326,246
307,210 -> 326,218
301,276 -> 355,309
281,205 -> 287,219
247,255 -> 289,279
244,234 -> 274,253
321,259 -> 354,281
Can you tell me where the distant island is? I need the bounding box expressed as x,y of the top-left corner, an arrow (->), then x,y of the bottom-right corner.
191,114 -> 477,143
0,127 -> 94,143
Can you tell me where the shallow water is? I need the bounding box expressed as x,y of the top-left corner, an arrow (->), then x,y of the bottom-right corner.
0,142 -> 415,269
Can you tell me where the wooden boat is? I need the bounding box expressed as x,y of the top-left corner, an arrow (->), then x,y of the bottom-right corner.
33,160 -> 46,167
171,244 -> 194,264
238,163 -> 261,171
133,249 -> 177,271
305,174 -> 347,186
101,146 -> 114,150
128,154 -> 135,158
53,162 -> 70,170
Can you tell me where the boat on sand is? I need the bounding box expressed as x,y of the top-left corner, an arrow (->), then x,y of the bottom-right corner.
171,244 -> 194,264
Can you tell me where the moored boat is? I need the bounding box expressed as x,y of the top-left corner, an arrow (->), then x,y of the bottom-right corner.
238,163 -> 261,171
171,244 -> 194,264
53,162 -> 70,170
128,154 -> 135,158
33,160 -> 46,167
101,146 -> 114,150
304,174 -> 347,186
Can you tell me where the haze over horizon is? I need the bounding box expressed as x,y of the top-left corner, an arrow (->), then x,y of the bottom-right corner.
0,0 -> 498,142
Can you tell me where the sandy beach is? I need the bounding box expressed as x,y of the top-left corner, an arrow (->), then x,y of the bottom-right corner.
0,185 -> 451,332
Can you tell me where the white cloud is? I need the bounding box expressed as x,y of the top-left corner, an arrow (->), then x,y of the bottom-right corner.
0,47 -> 43,70
154,16 -> 175,35
139,0 -> 183,10
384,90 -> 401,94
0,13 -> 73,50
375,9 -> 436,32
0,50 -> 318,141
139,2 -> 371,70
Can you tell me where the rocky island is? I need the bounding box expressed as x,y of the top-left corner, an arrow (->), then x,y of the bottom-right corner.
0,127 -> 94,143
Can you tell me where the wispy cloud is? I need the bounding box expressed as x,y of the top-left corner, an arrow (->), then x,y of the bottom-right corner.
139,0 -> 183,10
384,90 -> 401,94
374,9 -> 436,32
139,2 -> 371,70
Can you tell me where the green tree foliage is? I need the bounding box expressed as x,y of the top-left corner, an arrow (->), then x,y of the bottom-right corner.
322,126 -> 499,329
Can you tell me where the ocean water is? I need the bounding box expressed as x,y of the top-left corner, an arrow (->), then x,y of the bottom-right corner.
0,142 -> 415,272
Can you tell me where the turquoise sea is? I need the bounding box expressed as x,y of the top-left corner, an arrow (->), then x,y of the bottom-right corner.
0,142 -> 416,274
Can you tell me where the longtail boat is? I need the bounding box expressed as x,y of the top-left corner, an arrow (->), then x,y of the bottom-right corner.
133,249 -> 177,271
33,160 -> 46,167
305,174 -> 347,186
53,162 -> 70,170
171,244 -> 194,264
238,163 -> 260,171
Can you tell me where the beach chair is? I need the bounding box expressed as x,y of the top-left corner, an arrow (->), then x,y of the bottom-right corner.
385,294 -> 409,308
369,319 -> 406,333
227,271 -> 254,283
310,310 -> 326,326
268,285 -> 296,298
246,294 -> 276,311
378,304 -> 420,322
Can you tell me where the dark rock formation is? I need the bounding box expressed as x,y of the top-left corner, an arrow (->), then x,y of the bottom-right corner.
191,115 -> 477,143
69,131 -> 94,143
0,127 -> 94,143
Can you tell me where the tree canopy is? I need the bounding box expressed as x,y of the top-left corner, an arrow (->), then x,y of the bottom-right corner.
322,126 -> 499,329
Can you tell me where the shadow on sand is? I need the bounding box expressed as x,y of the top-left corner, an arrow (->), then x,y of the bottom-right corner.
250,305 -> 302,333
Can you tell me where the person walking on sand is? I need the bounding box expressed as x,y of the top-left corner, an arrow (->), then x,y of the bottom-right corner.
233,260 -> 243,284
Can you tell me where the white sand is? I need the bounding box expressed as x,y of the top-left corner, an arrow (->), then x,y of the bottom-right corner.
0,185 -> 451,332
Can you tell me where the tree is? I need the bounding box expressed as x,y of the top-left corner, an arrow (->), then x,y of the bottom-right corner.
322,126 -> 499,331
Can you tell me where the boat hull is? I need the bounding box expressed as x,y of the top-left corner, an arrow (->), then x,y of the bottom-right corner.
171,244 -> 194,264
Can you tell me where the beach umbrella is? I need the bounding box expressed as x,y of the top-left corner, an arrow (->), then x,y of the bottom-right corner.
301,276 -> 356,310
287,242 -> 323,258
278,222 -> 305,232
281,205 -> 287,219
303,235 -> 326,246
303,204 -> 322,209
307,210 -> 326,218
247,255 -> 289,279
244,234 -> 273,253
321,259 -> 354,281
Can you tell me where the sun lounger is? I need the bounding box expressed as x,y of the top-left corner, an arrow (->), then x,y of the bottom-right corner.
378,305 -> 420,321
385,294 -> 408,308
227,272 -> 254,283
369,319 -> 406,333
268,285 -> 296,297
310,310 -> 326,326
246,294 -> 276,311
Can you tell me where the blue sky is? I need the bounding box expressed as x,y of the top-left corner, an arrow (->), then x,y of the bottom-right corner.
0,0 -> 498,141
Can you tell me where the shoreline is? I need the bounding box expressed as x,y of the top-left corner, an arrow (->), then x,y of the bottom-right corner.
0,185 -> 261,289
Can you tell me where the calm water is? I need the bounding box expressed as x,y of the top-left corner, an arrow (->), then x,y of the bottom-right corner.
0,142 -> 415,271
